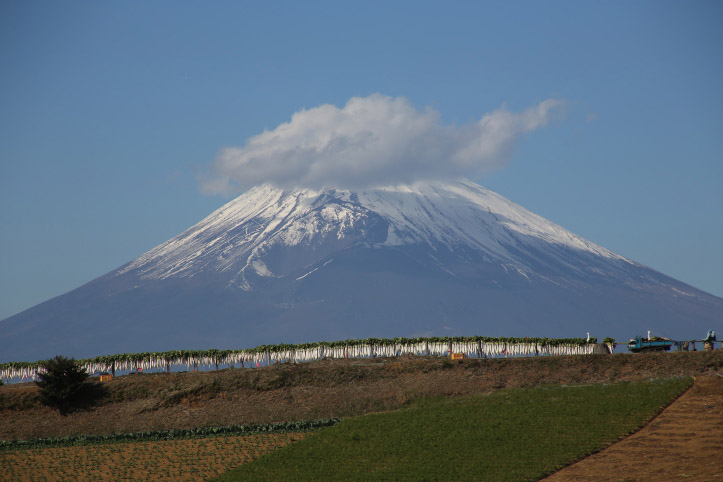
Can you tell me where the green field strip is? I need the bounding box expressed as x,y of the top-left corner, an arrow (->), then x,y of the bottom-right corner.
215,377 -> 692,481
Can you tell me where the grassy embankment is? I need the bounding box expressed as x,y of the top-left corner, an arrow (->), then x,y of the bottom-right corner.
216,377 -> 692,481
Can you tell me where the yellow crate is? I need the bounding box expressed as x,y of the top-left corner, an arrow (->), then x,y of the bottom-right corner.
450,353 -> 465,360
99,374 -> 113,382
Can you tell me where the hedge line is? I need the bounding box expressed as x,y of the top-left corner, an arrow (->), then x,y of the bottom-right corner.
0,419 -> 340,451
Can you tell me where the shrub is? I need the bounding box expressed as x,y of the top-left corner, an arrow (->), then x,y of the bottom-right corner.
35,356 -> 97,415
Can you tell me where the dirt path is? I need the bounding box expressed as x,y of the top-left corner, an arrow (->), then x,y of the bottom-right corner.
546,376 -> 723,481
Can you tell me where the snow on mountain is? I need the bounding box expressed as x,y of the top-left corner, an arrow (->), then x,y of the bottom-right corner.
119,179 -> 629,289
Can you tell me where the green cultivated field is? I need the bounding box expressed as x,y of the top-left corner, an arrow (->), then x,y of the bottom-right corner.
215,377 -> 691,481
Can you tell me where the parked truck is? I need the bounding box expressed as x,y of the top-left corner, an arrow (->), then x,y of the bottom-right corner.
627,335 -> 673,353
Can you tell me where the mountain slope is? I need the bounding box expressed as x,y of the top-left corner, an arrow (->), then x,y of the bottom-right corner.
2,179 -> 721,362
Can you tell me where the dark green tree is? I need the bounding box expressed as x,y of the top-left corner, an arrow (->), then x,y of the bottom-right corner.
35,356 -> 90,415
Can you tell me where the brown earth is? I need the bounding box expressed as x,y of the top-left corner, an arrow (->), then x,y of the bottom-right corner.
0,432 -> 306,481
1,350 -> 722,441
545,375 -> 723,482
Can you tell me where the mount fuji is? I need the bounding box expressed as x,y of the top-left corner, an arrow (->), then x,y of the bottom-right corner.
2,179 -> 721,362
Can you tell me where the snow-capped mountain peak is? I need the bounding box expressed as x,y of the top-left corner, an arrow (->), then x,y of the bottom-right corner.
120,178 -> 629,290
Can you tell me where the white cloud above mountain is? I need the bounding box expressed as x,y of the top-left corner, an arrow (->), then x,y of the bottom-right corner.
201,94 -> 565,194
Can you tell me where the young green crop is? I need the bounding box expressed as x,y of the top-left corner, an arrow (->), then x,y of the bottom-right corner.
215,377 -> 692,481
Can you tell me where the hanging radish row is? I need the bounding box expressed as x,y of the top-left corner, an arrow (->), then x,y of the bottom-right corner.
0,335 -> 600,381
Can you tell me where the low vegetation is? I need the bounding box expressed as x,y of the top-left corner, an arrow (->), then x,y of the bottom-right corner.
216,377 -> 692,481
0,419 -> 338,451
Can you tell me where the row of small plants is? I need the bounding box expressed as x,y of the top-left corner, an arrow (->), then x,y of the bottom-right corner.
0,419 -> 340,451
0,335 -> 610,381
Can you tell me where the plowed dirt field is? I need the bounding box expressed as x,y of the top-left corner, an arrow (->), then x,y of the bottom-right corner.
547,376 -> 723,481
0,432 -> 306,481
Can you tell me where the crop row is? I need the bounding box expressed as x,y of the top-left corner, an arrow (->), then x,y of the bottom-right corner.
0,419 -> 339,451
0,335 -> 611,381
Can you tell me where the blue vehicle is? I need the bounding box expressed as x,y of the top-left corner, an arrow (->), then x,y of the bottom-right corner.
627,335 -> 673,353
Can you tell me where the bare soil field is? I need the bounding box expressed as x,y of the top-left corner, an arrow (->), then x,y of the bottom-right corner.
0,432 -> 306,481
1,350 -> 722,441
546,375 -> 723,482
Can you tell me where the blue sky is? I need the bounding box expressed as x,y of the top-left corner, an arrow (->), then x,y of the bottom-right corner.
1,1 -> 722,320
